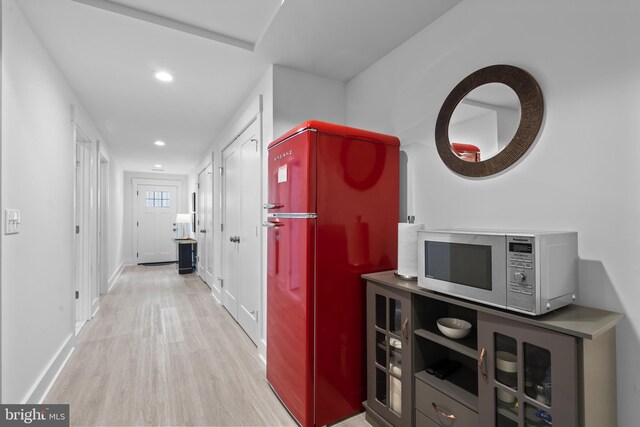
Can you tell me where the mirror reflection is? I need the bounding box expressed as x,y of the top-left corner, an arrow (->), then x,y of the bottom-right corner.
448,83 -> 521,162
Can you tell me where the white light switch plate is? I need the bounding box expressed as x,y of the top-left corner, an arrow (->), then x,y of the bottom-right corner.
5,209 -> 21,235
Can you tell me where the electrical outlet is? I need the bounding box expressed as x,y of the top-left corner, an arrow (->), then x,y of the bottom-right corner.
4,209 -> 21,235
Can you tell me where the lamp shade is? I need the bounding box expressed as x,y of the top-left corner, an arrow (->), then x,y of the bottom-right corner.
176,213 -> 191,224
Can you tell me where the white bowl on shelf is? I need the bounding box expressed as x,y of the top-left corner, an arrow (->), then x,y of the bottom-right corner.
497,388 -> 516,404
436,318 -> 472,339
496,351 -> 518,373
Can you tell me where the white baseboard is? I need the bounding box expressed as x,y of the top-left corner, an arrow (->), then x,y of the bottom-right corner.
75,320 -> 87,337
91,302 -> 100,318
258,339 -> 267,366
22,333 -> 75,404
107,260 -> 126,292
210,290 -> 222,304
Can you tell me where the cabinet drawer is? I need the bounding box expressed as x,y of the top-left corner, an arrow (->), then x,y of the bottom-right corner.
415,379 -> 478,427
415,410 -> 440,427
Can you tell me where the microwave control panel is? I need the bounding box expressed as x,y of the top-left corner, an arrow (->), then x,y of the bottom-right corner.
506,236 -> 536,313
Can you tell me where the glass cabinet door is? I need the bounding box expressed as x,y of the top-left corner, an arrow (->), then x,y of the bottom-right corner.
366,283 -> 412,427
477,312 -> 578,427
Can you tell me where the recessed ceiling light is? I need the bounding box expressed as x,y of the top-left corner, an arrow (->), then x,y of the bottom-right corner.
154,71 -> 173,82
154,140 -> 166,146
154,164 -> 163,168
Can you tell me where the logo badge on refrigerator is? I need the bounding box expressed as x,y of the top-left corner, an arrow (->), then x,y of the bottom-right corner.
274,150 -> 293,161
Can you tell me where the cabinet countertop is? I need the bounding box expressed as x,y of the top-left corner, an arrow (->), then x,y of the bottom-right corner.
362,270 -> 623,340
175,239 -> 197,244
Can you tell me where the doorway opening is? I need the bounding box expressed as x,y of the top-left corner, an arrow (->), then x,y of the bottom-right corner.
74,125 -> 95,336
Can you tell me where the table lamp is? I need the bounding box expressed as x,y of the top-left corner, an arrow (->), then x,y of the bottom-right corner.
175,213 -> 191,239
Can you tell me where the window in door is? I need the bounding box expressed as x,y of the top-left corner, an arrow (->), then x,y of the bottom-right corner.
145,191 -> 170,208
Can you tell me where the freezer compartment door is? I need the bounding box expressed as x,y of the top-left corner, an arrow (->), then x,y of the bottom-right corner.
267,130 -> 316,214
266,217 -> 316,426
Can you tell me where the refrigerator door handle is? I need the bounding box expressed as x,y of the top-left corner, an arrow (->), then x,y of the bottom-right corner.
263,203 -> 283,209
262,221 -> 284,228
269,213 -> 317,219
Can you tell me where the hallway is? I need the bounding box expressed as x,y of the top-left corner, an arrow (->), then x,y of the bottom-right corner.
47,265 -> 295,426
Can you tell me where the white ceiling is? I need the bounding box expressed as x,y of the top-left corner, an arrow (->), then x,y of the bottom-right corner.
256,0 -> 462,81
452,84 -> 521,126
465,83 -> 521,111
15,0 -> 462,174
107,0 -> 281,45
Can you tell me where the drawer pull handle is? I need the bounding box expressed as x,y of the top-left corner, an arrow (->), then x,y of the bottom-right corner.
478,347 -> 488,380
402,318 -> 409,340
432,402 -> 457,422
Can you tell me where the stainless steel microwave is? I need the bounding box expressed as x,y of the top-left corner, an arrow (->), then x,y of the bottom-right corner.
417,230 -> 578,316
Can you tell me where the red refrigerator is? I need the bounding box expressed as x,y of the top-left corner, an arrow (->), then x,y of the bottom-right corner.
265,121 -> 399,426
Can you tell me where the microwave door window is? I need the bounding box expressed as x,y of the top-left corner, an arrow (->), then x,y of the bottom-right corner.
425,241 -> 492,290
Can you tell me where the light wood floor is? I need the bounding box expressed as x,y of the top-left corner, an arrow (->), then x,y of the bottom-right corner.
47,265 -> 369,427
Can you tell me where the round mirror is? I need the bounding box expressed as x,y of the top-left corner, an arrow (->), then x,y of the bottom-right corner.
435,65 -> 543,177
449,83 -> 521,162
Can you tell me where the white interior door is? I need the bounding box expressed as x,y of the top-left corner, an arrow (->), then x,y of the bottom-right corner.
137,184 -> 178,264
222,147 -> 240,318
237,125 -> 261,343
197,165 -> 211,286
98,155 -> 109,294
222,119 -> 261,344
75,134 -> 92,334
204,164 -> 214,285
197,168 -> 206,280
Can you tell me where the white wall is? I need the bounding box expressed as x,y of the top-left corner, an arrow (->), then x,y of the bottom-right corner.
1,0 -> 121,403
273,64 -> 347,138
122,171 -> 189,265
346,0 -> 640,424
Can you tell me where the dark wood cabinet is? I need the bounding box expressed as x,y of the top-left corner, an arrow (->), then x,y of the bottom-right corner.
477,312 -> 577,427
363,271 -> 621,427
365,282 -> 413,427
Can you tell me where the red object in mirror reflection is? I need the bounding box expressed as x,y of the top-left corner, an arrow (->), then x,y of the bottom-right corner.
451,142 -> 481,162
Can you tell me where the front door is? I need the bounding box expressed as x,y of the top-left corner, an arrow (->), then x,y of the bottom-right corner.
137,184 -> 178,264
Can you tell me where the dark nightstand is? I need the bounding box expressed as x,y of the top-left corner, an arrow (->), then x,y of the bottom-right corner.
175,239 -> 197,274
